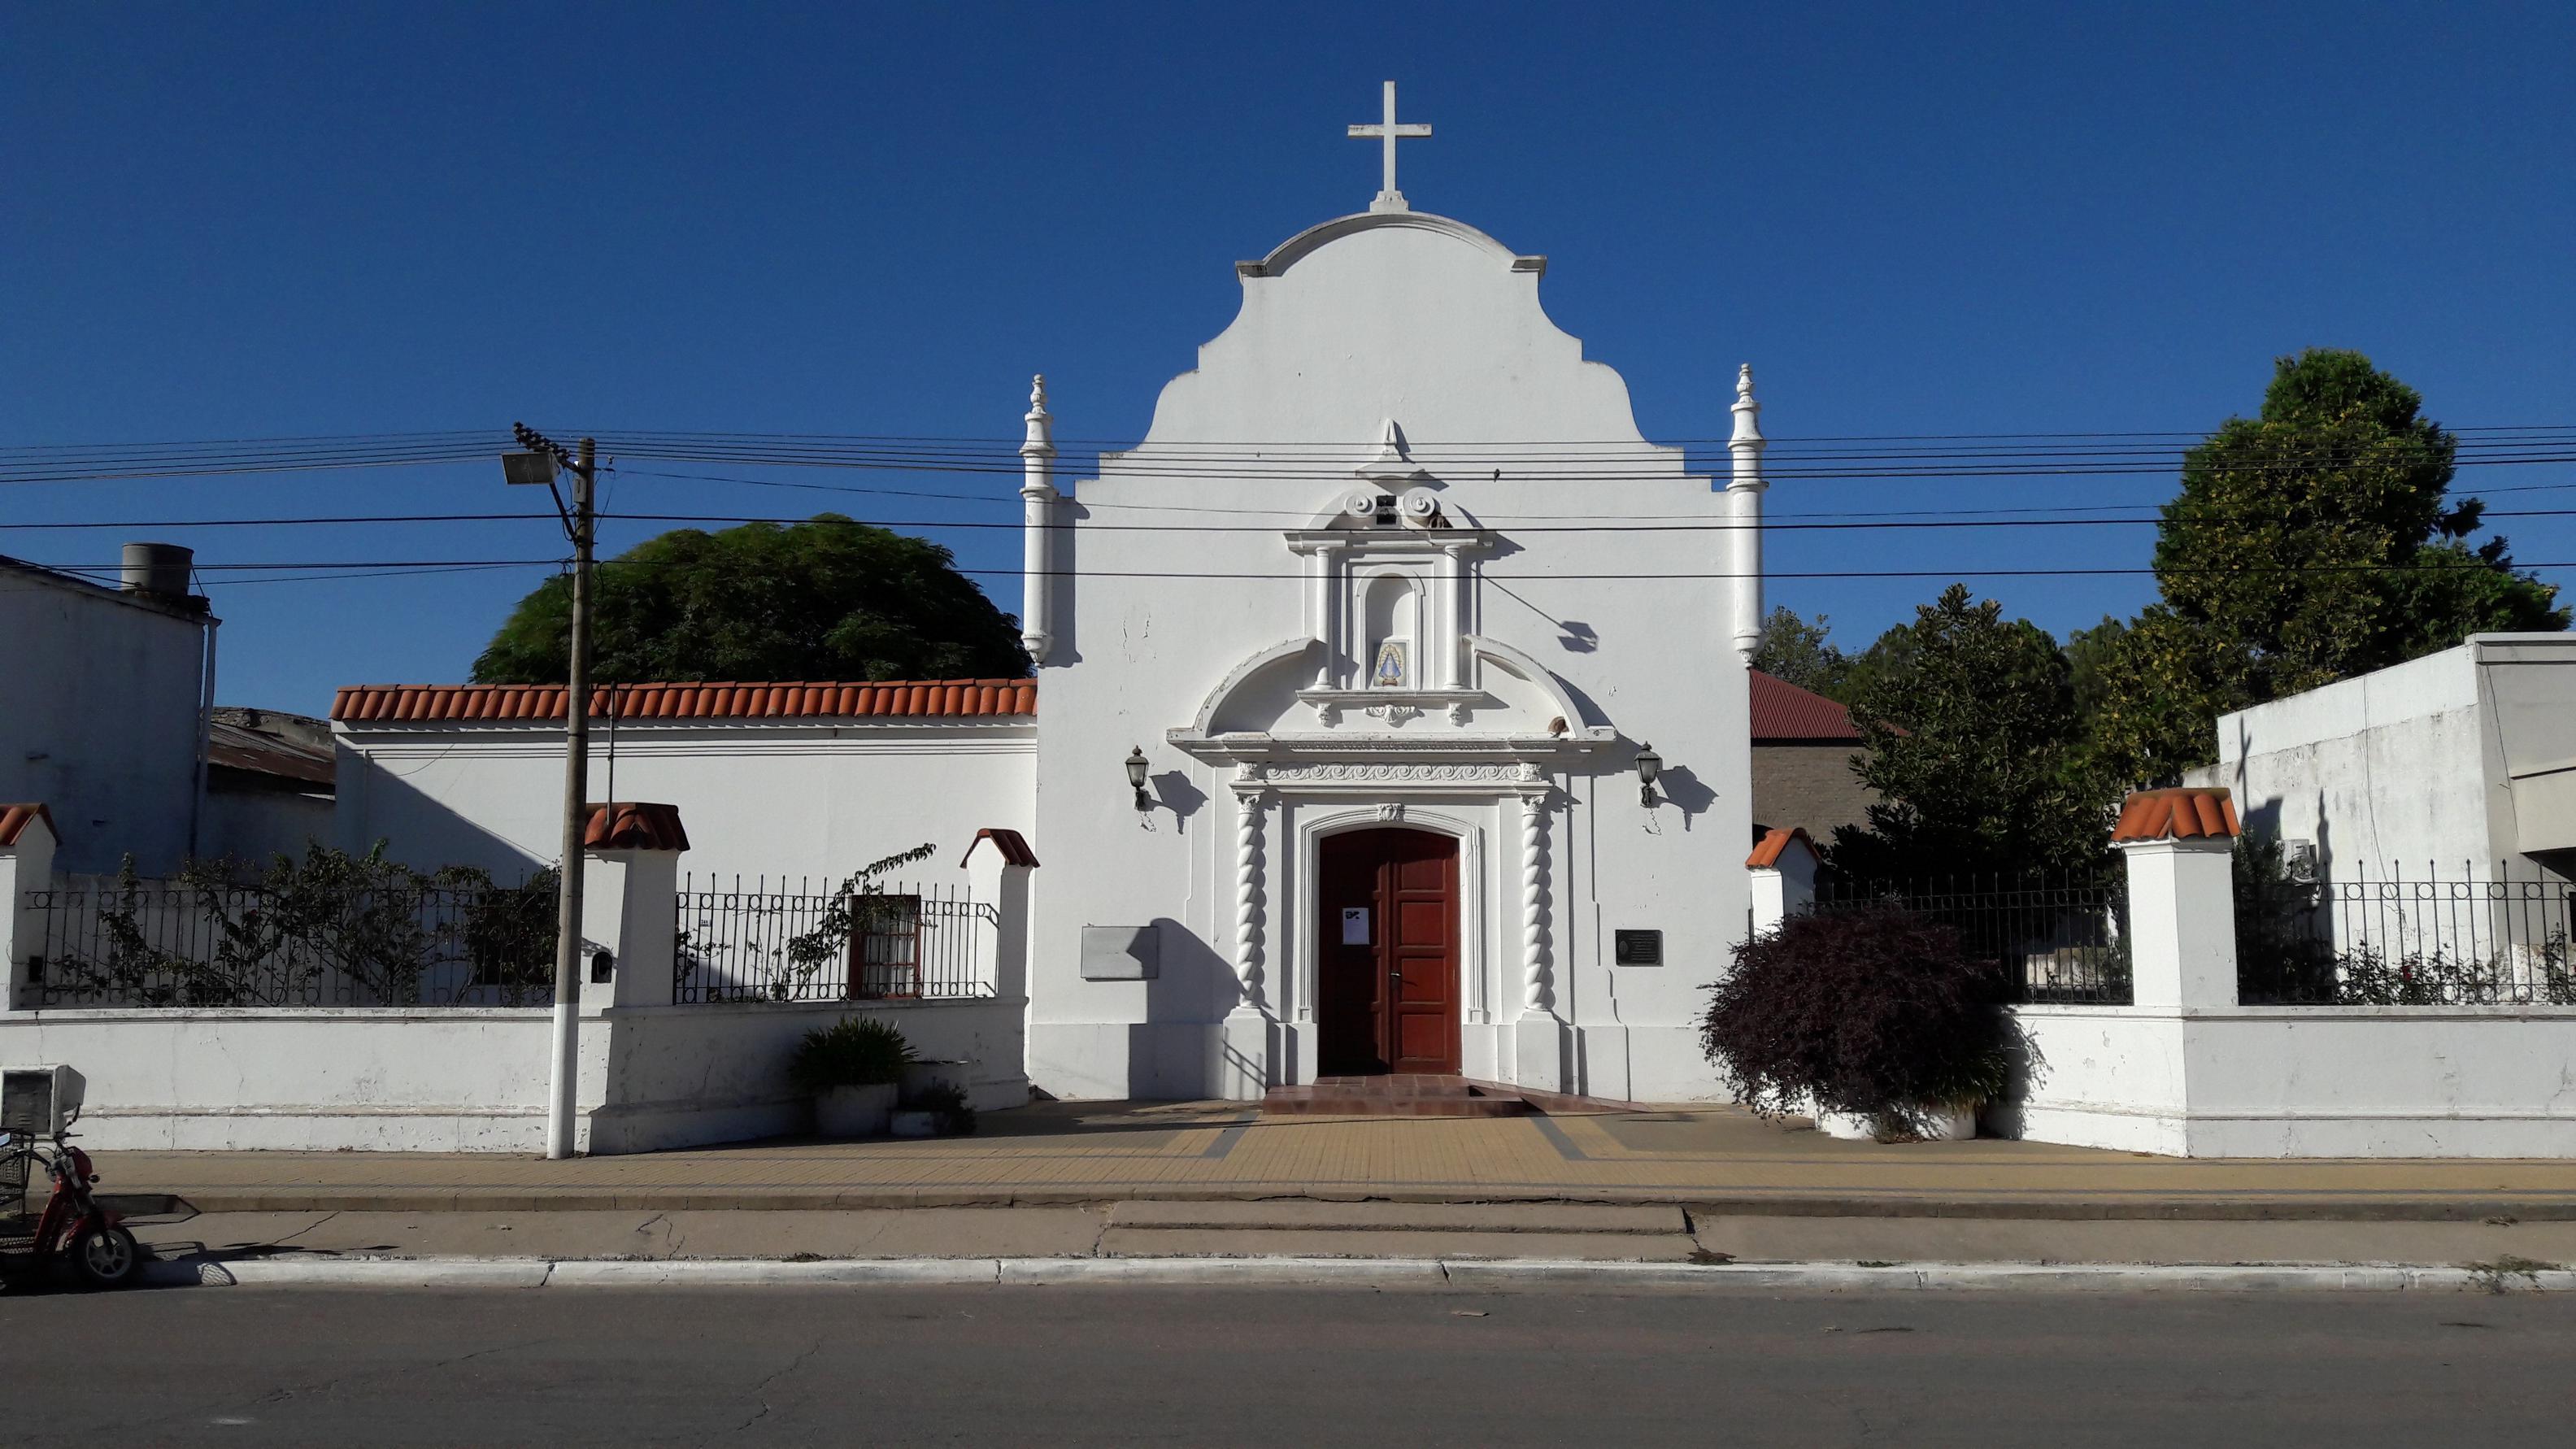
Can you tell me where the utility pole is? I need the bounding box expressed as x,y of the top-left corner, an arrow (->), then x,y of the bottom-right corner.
504,426 -> 597,1160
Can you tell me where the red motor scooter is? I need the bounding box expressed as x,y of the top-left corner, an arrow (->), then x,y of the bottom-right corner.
1,1111 -> 141,1290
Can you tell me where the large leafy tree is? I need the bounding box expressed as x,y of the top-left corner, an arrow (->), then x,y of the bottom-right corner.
2079,350 -> 2564,787
1830,585 -> 2104,881
472,516 -> 1029,685
1748,606 -> 1853,698
2155,348 -> 2561,694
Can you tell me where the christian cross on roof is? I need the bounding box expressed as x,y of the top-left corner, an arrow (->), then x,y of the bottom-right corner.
1347,80 -> 1431,214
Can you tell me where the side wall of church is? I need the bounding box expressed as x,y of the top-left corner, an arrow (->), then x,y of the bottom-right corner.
335,723 -> 1037,889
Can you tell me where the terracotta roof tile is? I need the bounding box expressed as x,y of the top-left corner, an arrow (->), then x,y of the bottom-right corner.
2112,786 -> 2242,843
584,802 -> 690,853
1746,825 -> 1821,869
960,827 -> 1041,869
331,678 -> 1038,724
1749,670 -> 1862,742
0,803 -> 57,848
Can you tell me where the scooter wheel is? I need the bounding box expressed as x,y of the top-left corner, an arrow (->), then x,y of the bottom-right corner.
69,1224 -> 141,1290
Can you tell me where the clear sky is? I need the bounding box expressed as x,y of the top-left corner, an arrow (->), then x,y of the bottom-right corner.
8,2 -> 2571,715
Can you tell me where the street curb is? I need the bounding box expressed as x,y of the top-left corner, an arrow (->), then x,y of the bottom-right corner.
129,1187 -> 2576,1221
132,1255 -> 2576,1294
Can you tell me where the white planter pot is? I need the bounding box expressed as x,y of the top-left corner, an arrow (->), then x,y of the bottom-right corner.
889,1109 -> 946,1138
1814,1104 -> 1978,1142
815,1083 -> 898,1138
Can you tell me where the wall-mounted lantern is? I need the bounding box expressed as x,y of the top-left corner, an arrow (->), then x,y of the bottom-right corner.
1634,742 -> 1663,807
1125,746 -> 1152,812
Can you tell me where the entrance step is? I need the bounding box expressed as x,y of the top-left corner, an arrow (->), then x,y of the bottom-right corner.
1107,1200 -> 1687,1234
1258,1074 -> 1644,1120
1100,1199 -> 1697,1260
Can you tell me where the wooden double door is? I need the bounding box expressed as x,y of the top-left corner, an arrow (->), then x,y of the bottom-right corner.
1316,828 -> 1460,1076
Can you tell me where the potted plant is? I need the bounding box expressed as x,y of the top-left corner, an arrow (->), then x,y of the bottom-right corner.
1700,903 -> 2009,1142
790,1016 -> 915,1138
890,1081 -> 977,1138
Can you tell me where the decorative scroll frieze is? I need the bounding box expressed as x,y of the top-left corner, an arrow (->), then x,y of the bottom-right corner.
1253,760 -> 1543,786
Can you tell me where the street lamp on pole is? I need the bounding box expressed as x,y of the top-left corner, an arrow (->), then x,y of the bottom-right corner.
506,424 -> 597,1160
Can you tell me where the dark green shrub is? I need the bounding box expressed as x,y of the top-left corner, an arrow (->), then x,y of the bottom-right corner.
1700,904 -> 2010,1133
788,1016 -> 915,1094
903,1080 -> 977,1136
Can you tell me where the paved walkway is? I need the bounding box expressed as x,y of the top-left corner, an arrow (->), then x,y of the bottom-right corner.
94,1102 -> 2576,1219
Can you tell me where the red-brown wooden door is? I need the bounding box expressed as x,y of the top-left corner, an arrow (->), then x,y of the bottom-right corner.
1316,828 -> 1460,1076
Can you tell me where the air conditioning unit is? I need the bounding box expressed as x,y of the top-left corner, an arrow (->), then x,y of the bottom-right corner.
1,1064 -> 86,1140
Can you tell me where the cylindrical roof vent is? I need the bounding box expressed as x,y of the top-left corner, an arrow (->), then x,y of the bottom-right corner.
121,542 -> 196,598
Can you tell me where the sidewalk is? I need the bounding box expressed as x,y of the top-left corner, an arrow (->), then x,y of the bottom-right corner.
98,1100 -> 2576,1220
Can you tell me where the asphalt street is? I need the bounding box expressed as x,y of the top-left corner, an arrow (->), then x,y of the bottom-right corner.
9,1283 -> 2573,1446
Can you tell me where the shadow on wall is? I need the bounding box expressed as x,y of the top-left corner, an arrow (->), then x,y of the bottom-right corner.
1654,764 -> 1717,830
1980,1016 -> 2053,1142
337,755 -> 551,880
1129,915 -> 1238,1098
1148,770 -> 1207,829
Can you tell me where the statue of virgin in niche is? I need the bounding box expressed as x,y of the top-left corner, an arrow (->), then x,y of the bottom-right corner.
1370,640 -> 1408,689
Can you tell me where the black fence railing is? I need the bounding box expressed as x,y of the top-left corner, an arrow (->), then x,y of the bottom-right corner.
21,875 -> 558,1008
672,877 -> 994,1005
2243,867 -> 2576,1006
1811,872 -> 2132,1005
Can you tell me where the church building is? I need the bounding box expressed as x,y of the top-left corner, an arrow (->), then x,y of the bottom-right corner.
332,85 -> 1772,1104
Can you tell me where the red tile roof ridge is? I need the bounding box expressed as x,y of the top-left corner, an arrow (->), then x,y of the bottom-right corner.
1746,825 -> 1821,869
0,803 -> 57,848
2112,786 -> 2242,843
331,678 -> 1038,723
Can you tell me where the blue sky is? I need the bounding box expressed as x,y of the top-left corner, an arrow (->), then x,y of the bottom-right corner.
7,2 -> 2571,714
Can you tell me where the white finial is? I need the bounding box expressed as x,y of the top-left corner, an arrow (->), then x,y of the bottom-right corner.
1347,80 -> 1431,214
1730,363 -> 1763,445
1736,363 -> 1755,400
1020,373 -> 1055,460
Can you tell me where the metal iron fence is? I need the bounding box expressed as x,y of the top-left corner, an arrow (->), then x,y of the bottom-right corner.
672,877 -> 994,1004
1812,872 -> 2131,1005
2244,866 -> 2576,1006
21,874 -> 558,1008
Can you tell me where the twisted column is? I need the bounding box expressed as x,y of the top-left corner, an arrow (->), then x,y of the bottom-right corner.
1521,793 -> 1553,1015
1234,790 -> 1268,1013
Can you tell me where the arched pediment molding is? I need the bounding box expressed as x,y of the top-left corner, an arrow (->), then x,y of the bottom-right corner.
1466,635 -> 1598,731
1247,210 -> 1534,279
1180,637 -> 1319,738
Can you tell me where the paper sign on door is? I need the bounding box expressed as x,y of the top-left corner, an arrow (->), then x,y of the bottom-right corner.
1340,907 -> 1371,945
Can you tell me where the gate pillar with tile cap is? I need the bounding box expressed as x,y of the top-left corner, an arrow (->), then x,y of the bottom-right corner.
580,803 -> 690,1009
2114,787 -> 2242,1011
0,805 -> 59,1013
961,827 -> 1039,1002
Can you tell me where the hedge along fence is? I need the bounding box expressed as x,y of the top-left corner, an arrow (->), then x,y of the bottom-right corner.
22,845 -> 559,1009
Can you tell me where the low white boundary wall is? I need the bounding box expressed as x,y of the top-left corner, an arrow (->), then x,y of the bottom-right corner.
0,997 -> 1029,1155
1996,1005 -> 2576,1159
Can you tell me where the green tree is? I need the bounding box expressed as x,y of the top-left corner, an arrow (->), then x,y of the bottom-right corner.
1830,585 -> 2105,881
472,516 -> 1029,685
1748,606 -> 1853,698
2075,606 -> 2260,790
2155,348 -> 2562,693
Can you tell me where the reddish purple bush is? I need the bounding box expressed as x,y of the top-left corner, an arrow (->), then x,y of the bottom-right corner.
1700,904 -> 2010,1132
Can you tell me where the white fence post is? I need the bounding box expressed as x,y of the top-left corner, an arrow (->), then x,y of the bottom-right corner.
2113,788 -> 2241,1010
581,803 -> 689,1010
1746,827 -> 1819,938
0,806 -> 59,1013
960,828 -> 1038,1000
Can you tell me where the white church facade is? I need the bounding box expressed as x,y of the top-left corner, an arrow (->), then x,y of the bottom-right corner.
333,88 -> 1772,1104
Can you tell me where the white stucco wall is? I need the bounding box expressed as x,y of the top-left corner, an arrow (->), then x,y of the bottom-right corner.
0,997 -> 1028,1154
0,570 -> 211,875
1999,1004 -> 2576,1158
2197,633 -> 2576,877
333,720 -> 1035,886
1024,208 -> 1751,1102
